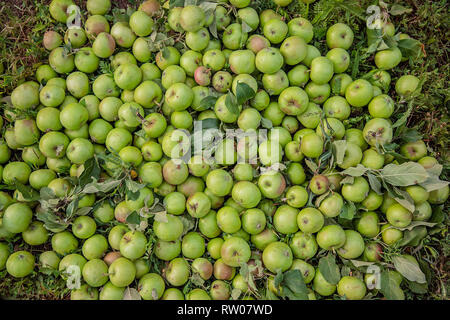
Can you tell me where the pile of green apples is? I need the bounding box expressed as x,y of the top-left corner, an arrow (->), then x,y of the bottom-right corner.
0,0 -> 448,300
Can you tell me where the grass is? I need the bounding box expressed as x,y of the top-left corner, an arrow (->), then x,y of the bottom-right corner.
0,0 -> 448,300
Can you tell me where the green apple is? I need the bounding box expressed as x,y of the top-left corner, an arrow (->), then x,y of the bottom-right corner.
326,23 -> 354,50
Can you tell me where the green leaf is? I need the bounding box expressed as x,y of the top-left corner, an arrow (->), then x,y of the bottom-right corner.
350,260 -> 377,268
380,162 -> 429,186
393,221 -> 436,231
392,187 -> 415,213
36,209 -> 70,233
340,201 -> 356,220
419,166 -> 449,192
331,76 -> 342,94
235,81 -> 256,105
199,118 -> 220,130
126,211 -> 141,225
75,207 -> 92,216
333,140 -> 347,165
261,117 -> 273,129
179,215 -> 195,237
341,164 -> 369,177
208,16 -> 218,39
241,21 -> 253,33
123,287 -> 142,300
162,47 -> 171,60
430,206 -> 445,224
225,92 -> 239,116
199,1 -> 217,11
78,157 -> 101,188
12,180 -> 40,201
398,128 -> 423,143
318,254 -> 341,285
66,198 -> 79,219
380,270 -> 404,300
398,226 -> 427,247
367,173 -> 382,194
392,256 -> 426,284
397,38 -> 422,60
199,96 -> 218,110
231,288 -> 242,300
239,262 -> 258,292
408,280 -> 428,294
169,0 -> 184,9
83,178 -> 122,194
304,159 -> 318,173
125,179 -> 146,201
40,187 -> 56,200
340,176 -> 355,185
190,272 -> 205,287
280,269 -> 309,300
274,269 -> 284,288
390,4 -> 412,15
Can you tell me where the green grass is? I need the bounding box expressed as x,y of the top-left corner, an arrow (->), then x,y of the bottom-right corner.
0,0 -> 448,300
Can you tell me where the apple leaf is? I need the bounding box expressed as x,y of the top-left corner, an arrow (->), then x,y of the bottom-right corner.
199,96 -> 218,110
40,187 -> 56,201
66,198 -> 79,219
77,157 -> 101,188
239,262 -> 258,292
36,209 -> 70,233
424,163 -> 443,176
184,0 -> 197,6
340,176 -> 354,185
75,207 -> 92,216
392,256 -> 427,284
390,4 -> 413,15
241,21 -> 253,34
339,201 -> 356,220
408,280 -> 428,294
12,180 -> 40,201
397,38 -> 422,60
318,254 -> 341,285
398,226 -> 427,247
419,173 -> 449,192
333,140 -> 347,165
261,117 -> 273,129
350,260 -> 377,268
190,272 -> 205,287
393,221 -> 436,231
225,92 -> 240,116
208,17 -> 218,39
126,211 -> 141,225
397,128 -> 423,143
82,177 -> 122,194
304,159 -> 318,173
380,270 -> 404,300
281,269 -> 309,300
162,47 -> 171,60
199,1 -> 218,12
315,190 -> 331,207
380,162 -> 429,186
198,118 -> 220,130
331,76 -> 342,94
125,179 -> 146,201
367,172 -> 382,194
235,81 -> 256,105
123,287 -> 141,300
265,288 -> 279,300
231,288 -> 242,300
391,187 -> 415,212
179,215 -> 196,237
341,164 -> 369,177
